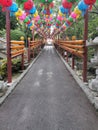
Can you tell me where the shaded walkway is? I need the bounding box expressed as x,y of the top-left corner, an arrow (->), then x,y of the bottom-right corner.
0,46 -> 98,130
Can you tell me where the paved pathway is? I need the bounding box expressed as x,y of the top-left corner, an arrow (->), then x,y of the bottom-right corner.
0,46 -> 98,130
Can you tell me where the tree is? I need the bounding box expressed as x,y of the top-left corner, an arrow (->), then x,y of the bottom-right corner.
0,7 -> 18,30
0,7 -> 6,30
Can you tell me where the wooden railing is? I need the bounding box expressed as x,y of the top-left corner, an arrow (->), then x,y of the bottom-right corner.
54,39 -> 87,82
55,40 -> 85,58
11,40 -> 25,70
28,40 -> 43,62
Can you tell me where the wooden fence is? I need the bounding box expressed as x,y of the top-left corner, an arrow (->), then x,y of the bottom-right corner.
54,39 -> 87,82
28,40 -> 43,62
11,40 -> 25,70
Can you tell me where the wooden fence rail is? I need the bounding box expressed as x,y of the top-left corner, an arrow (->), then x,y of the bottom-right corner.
28,40 -> 43,62
7,40 -> 25,82
54,39 -> 87,82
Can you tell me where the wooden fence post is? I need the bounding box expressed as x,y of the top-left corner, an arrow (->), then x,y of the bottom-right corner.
72,54 -> 75,70
6,10 -> 12,83
66,52 -> 68,62
83,10 -> 88,82
28,38 -> 31,62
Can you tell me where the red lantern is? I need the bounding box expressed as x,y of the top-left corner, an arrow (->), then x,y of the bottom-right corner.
66,20 -> 72,25
62,0 -> 72,9
84,0 -> 96,5
46,8 -> 50,15
49,2 -> 54,8
0,0 -> 12,7
26,21 -> 31,24
56,23 -> 59,27
40,3 -> 44,7
24,0 -> 34,10
0,0 -> 2,5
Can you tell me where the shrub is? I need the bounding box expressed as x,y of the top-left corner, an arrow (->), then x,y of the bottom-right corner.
0,58 -> 22,80
0,59 -> 7,80
11,29 -> 25,41
0,29 -> 6,38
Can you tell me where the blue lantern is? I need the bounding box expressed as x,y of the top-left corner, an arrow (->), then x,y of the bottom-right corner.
78,0 -> 89,16
29,6 -> 36,14
8,2 -> 18,12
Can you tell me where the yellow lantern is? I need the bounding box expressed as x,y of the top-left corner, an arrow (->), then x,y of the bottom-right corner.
15,8 -> 23,17
74,7 -> 81,18
20,36 -> 24,41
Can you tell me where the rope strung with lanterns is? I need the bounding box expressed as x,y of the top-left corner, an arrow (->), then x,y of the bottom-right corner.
0,0 -> 97,39
0,0 -> 47,37
51,0 -> 96,38
51,0 -> 78,37
55,0 -> 78,29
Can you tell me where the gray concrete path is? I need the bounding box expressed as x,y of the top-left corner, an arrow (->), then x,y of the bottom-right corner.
0,46 -> 98,130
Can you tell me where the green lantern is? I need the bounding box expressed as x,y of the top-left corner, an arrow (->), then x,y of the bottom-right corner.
16,0 -> 27,3
68,17 -> 73,22
41,0 -> 46,3
48,0 -> 53,3
38,20 -> 41,24
24,17 -> 29,23
41,0 -> 53,3
56,20 -> 61,24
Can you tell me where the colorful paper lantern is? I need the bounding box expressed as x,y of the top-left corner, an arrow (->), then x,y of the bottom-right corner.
16,0 -> 27,4
78,0 -> 89,11
57,15 -> 63,21
84,0 -> 96,5
8,2 -> 18,12
74,6 -> 81,16
19,12 -> 26,21
1,0 -> 12,7
24,0 -> 34,10
29,6 -> 36,14
62,0 -> 72,9
58,10 -> 64,16
41,0 -> 53,3
68,17 -> 73,22
71,12 -> 78,19
66,19 -> 72,25
60,6 -> 69,14
67,0 -> 78,2
15,9 -> 23,17
49,2 -> 54,8
78,0 -> 89,16
24,17 -> 29,23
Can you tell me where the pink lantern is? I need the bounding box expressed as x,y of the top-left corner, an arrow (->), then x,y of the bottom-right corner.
71,12 -> 77,19
49,17 -> 52,21
57,15 -> 64,21
19,13 -> 26,21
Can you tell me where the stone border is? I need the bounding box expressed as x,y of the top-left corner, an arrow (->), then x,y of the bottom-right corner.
56,49 -> 98,110
0,51 -> 43,105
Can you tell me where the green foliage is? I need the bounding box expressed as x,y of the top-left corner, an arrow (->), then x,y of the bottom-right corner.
0,30 -> 6,37
12,59 -> 21,73
0,7 -> 6,30
0,58 -> 22,80
88,47 -> 95,62
11,29 -> 25,40
0,7 -> 18,30
10,16 -> 18,30
0,59 -> 7,80
88,12 -> 98,39
34,33 -> 42,40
